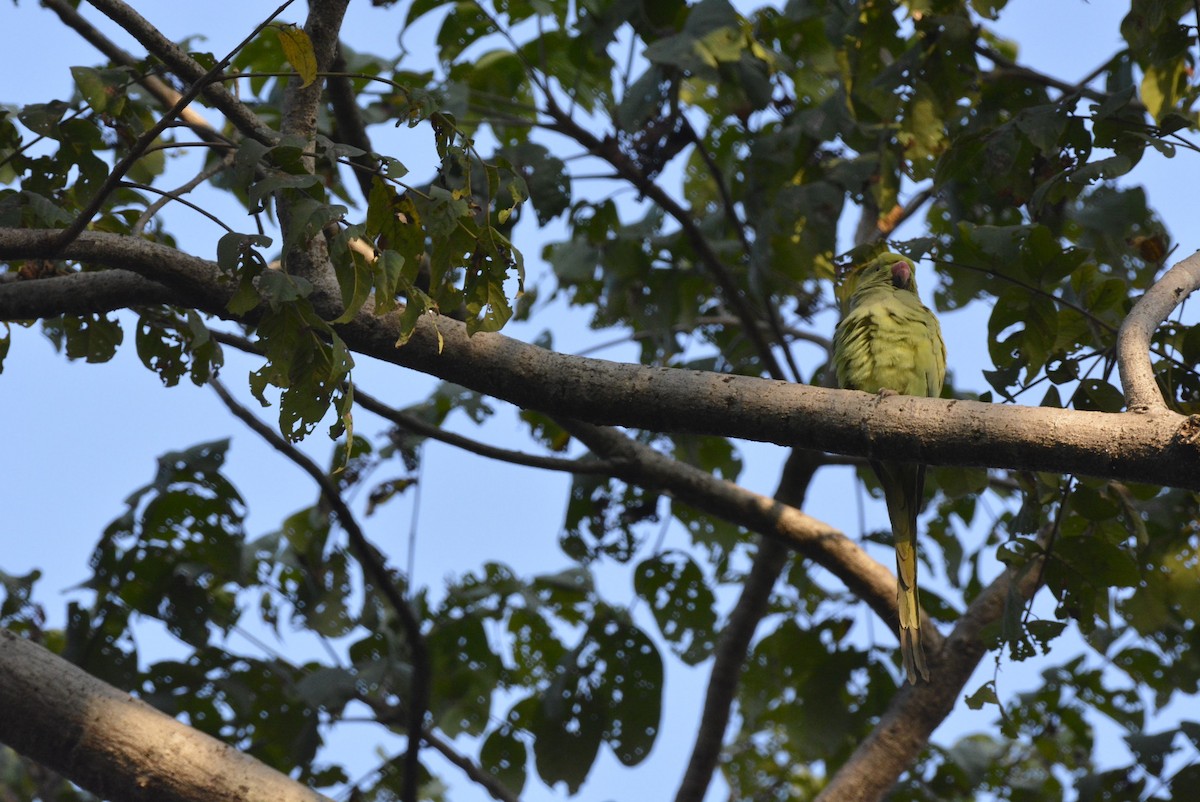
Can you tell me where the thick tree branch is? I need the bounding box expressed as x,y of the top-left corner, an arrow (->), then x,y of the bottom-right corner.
337,307 -> 1200,492
0,630 -> 333,802
280,0 -> 349,146
2,229 -> 1199,491
1117,249 -> 1200,411
0,230 -> 235,309
0,270 -> 183,318
277,0 -> 350,300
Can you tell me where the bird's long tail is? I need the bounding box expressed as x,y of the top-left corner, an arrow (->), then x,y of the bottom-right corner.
874,460 -> 931,684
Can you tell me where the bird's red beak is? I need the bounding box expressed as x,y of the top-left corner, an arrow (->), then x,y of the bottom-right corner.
891,260 -> 912,289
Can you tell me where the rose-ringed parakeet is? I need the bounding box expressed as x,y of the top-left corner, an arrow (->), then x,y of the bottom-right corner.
833,252 -> 946,683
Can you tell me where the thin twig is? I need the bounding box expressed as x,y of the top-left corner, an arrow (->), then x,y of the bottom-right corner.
132,151 -> 237,235
123,178 -> 233,235
53,0 -> 295,253
559,421 -> 906,636
42,0 -> 216,132
354,388 -> 626,475
201,331 -> 625,475
86,0 -> 280,143
542,98 -> 787,381
423,729 -> 521,802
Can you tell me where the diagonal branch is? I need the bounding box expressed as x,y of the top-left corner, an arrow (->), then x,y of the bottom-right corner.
542,100 -> 787,381
0,630 -> 334,802
672,448 -> 824,802
423,729 -> 521,802
42,0 -> 216,133
54,1 -> 295,252
558,421 -> 906,637
1116,249 -> 1200,411
814,529 -> 1050,802
209,378 -> 429,802
86,0 -> 280,145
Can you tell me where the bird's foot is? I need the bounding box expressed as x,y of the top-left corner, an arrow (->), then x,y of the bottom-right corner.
873,388 -> 898,407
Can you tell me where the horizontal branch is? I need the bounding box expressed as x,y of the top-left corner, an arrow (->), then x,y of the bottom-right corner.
0,630 -> 332,802
0,270 -> 183,318
340,310 -> 1200,492
2,229 -> 1198,491
0,229 -> 235,310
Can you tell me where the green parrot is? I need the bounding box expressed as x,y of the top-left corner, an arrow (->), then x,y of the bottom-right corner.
832,252 -> 946,683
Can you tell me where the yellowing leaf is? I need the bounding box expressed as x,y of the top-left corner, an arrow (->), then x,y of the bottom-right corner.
277,25 -> 317,88
1140,61 -> 1185,123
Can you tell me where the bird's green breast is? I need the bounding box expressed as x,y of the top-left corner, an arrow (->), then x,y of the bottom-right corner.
834,287 -> 946,398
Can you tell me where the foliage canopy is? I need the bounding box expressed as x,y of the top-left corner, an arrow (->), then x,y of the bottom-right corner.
3,1 -> 1200,801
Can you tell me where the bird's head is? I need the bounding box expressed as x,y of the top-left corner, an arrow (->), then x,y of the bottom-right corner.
837,252 -> 919,310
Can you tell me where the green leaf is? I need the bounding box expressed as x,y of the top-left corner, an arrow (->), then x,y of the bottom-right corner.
480,726 -> 528,796
217,232 -> 272,315
1125,730 -> 1178,777
330,228 -> 375,323
413,184 -> 470,238
90,439 -> 247,646
436,1 -> 498,64
44,313 -> 123,363
257,269 -> 314,310
633,550 -> 717,664
71,66 -> 115,114
135,309 -> 223,387
1050,536 -> 1140,589
1071,379 -> 1126,412
427,613 -> 501,736
294,666 -> 359,715
250,301 -> 354,441
965,680 -> 999,710
528,678 -> 603,793
17,101 -> 70,138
